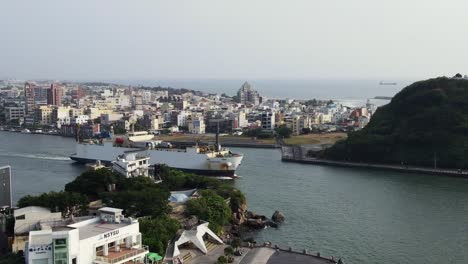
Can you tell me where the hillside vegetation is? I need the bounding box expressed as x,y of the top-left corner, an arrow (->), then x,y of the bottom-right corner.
323,77 -> 468,169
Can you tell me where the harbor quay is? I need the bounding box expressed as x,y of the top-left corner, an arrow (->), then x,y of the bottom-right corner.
170,243 -> 342,264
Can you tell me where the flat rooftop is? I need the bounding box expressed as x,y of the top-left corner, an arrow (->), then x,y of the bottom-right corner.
78,221 -> 132,240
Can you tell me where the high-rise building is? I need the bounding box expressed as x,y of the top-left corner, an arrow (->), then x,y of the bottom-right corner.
33,86 -> 48,106
237,82 -> 260,105
24,82 -> 36,115
71,86 -> 86,101
47,83 -> 63,106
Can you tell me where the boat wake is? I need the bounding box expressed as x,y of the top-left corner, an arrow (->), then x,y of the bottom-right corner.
0,152 -> 71,161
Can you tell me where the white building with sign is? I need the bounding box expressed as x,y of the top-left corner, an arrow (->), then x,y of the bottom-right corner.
26,207 -> 148,264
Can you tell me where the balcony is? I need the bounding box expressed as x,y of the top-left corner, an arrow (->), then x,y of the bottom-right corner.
95,245 -> 149,264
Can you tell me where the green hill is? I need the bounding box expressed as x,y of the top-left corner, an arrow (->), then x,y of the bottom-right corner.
323,77 -> 468,169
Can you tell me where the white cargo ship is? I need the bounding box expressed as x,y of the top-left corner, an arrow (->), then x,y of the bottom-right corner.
70,131 -> 243,177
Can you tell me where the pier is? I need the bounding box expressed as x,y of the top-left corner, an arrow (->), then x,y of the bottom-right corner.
281,145 -> 468,177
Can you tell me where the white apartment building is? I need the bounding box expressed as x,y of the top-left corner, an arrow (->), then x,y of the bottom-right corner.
177,111 -> 189,127
112,151 -> 150,178
71,115 -> 90,125
237,111 -> 248,128
26,207 -> 148,264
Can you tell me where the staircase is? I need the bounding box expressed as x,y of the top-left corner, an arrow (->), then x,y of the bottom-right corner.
205,240 -> 217,252
182,252 -> 193,263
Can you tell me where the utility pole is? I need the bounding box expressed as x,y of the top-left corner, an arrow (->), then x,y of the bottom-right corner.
433,151 -> 437,169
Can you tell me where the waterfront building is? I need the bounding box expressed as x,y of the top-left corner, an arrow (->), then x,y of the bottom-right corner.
100,113 -> 123,126
112,151 -> 150,178
71,115 -> 90,125
26,207 -> 148,264
47,83 -> 63,106
24,82 -> 37,115
237,82 -> 260,106
177,111 -> 189,127
84,107 -> 103,120
69,108 -> 84,118
33,86 -> 49,107
52,106 -> 71,125
4,106 -> 25,123
140,113 -> 163,131
188,116 -> 205,134
35,105 -> 54,126
261,111 -> 276,130
291,115 -> 311,135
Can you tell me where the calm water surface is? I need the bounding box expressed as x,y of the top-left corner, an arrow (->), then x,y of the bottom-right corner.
2,131 -> 468,264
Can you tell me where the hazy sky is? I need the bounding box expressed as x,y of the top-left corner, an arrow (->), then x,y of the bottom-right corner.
1,0 -> 468,80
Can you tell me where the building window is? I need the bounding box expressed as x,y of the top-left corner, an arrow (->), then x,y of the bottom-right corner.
15,214 -> 25,220
53,238 -> 68,264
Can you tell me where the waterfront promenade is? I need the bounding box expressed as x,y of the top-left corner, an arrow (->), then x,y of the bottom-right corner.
282,145 -> 468,177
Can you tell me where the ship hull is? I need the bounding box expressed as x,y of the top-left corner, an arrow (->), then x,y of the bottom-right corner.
70,142 -> 242,177
70,156 -> 236,177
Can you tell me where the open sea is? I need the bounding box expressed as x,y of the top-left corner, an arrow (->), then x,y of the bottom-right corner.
1,131 -> 468,263
105,79 -> 413,100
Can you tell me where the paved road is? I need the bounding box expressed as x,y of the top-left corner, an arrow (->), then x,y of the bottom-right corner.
239,247 -> 276,264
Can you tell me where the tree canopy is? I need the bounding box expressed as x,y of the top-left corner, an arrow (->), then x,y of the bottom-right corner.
275,125 -> 292,138
186,190 -> 232,234
17,191 -> 88,217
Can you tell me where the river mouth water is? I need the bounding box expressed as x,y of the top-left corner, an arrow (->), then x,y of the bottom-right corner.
232,147 -> 468,264
2,132 -> 468,264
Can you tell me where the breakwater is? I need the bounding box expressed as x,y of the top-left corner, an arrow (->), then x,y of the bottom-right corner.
281,145 -> 468,177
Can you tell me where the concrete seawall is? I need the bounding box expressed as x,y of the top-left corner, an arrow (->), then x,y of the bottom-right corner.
281,145 -> 468,177
168,140 -> 280,149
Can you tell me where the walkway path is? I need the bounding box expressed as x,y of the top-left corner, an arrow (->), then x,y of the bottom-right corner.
282,146 -> 468,177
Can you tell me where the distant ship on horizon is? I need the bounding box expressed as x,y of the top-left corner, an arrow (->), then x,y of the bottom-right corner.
379,81 -> 397,85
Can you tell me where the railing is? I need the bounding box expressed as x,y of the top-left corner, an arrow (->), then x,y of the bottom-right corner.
95,245 -> 149,264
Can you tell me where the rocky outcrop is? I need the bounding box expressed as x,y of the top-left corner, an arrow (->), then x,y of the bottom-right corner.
272,210 -> 285,223
231,199 -> 284,230
232,201 -> 248,225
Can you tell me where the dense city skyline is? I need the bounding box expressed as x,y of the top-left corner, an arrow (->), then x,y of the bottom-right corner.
2,0 -> 468,80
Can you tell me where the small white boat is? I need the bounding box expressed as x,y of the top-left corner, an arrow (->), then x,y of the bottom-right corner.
21,129 -> 31,133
